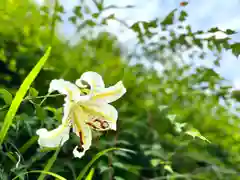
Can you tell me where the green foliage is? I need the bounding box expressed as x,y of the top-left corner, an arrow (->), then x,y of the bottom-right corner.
76,148 -> 134,180
0,47 -> 51,144
12,170 -> 66,180
231,43 -> 240,57
0,0 -> 239,179
0,88 -> 12,105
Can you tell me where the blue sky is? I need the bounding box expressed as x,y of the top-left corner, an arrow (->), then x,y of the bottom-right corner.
36,0 -> 240,87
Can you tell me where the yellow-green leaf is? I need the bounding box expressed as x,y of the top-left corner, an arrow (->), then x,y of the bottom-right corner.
0,47 -> 51,144
0,88 -> 12,105
185,128 -> 210,143
86,168 -> 95,180
12,170 -> 66,180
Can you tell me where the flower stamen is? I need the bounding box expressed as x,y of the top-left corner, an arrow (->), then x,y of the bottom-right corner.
86,118 -> 110,131
86,122 -> 98,130
77,131 -> 84,152
101,121 -> 109,129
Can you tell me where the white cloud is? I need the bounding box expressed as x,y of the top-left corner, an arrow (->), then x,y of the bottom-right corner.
233,78 -> 240,90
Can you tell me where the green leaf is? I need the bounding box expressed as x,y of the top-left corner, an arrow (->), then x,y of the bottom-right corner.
76,148 -> 135,180
232,90 -> 240,101
161,9 -> 177,26
85,20 -> 96,27
69,16 -> 77,24
38,146 -> 61,180
113,162 -> 141,175
167,114 -> 176,123
56,4 -> 65,13
85,168 -> 95,180
164,165 -> 174,173
158,105 -> 168,111
114,177 -> 125,180
19,136 -> 38,154
73,6 -> 83,18
0,48 -> 6,62
208,27 -> 220,33
185,128 -> 210,143
179,10 -> 188,21
35,105 -> 47,121
150,159 -> 162,167
230,43 -> 240,57
142,20 -> 157,29
225,29 -> 236,35
39,147 -> 59,152
28,87 -> 39,97
92,13 -> 99,19
0,47 -> 51,144
131,22 -> 141,33
175,122 -> 186,133
55,107 -> 63,122
6,152 -> 17,163
0,88 -> 12,105
40,5 -> 49,13
12,170 -> 66,180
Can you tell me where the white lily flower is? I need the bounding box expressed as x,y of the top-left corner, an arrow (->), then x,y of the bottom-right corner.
36,71 -> 126,158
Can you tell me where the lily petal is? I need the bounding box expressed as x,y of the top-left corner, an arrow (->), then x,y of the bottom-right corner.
71,105 -> 92,158
83,103 -> 118,130
91,81 -> 126,103
72,123 -> 92,158
48,79 -> 81,101
36,124 -> 70,148
72,126 -> 92,158
75,71 -> 105,90
62,99 -> 72,124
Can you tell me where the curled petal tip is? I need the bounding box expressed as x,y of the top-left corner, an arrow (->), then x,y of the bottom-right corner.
36,128 -> 47,135
36,125 -> 70,148
73,146 -> 86,159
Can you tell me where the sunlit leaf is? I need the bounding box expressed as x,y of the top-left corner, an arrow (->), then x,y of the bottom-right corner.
185,128 -> 210,143
86,168 -> 95,180
12,170 -> 66,180
151,159 -> 162,167
167,114 -> 176,123
0,47 -> 52,144
28,87 -> 39,97
164,165 -> 174,174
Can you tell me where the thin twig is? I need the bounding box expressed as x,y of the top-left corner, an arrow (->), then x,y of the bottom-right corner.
24,94 -> 63,101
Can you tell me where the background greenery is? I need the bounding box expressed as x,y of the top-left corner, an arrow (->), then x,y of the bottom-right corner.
0,0 -> 240,179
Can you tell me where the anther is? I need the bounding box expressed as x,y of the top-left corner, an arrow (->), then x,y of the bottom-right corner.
101,121 -> 109,129
80,80 -> 91,89
77,145 -> 84,152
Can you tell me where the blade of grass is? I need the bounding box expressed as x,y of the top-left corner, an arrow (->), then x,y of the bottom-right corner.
37,145 -> 61,180
0,47 -> 51,144
12,170 -> 66,180
19,136 -> 38,154
76,147 -> 135,180
86,168 -> 95,180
